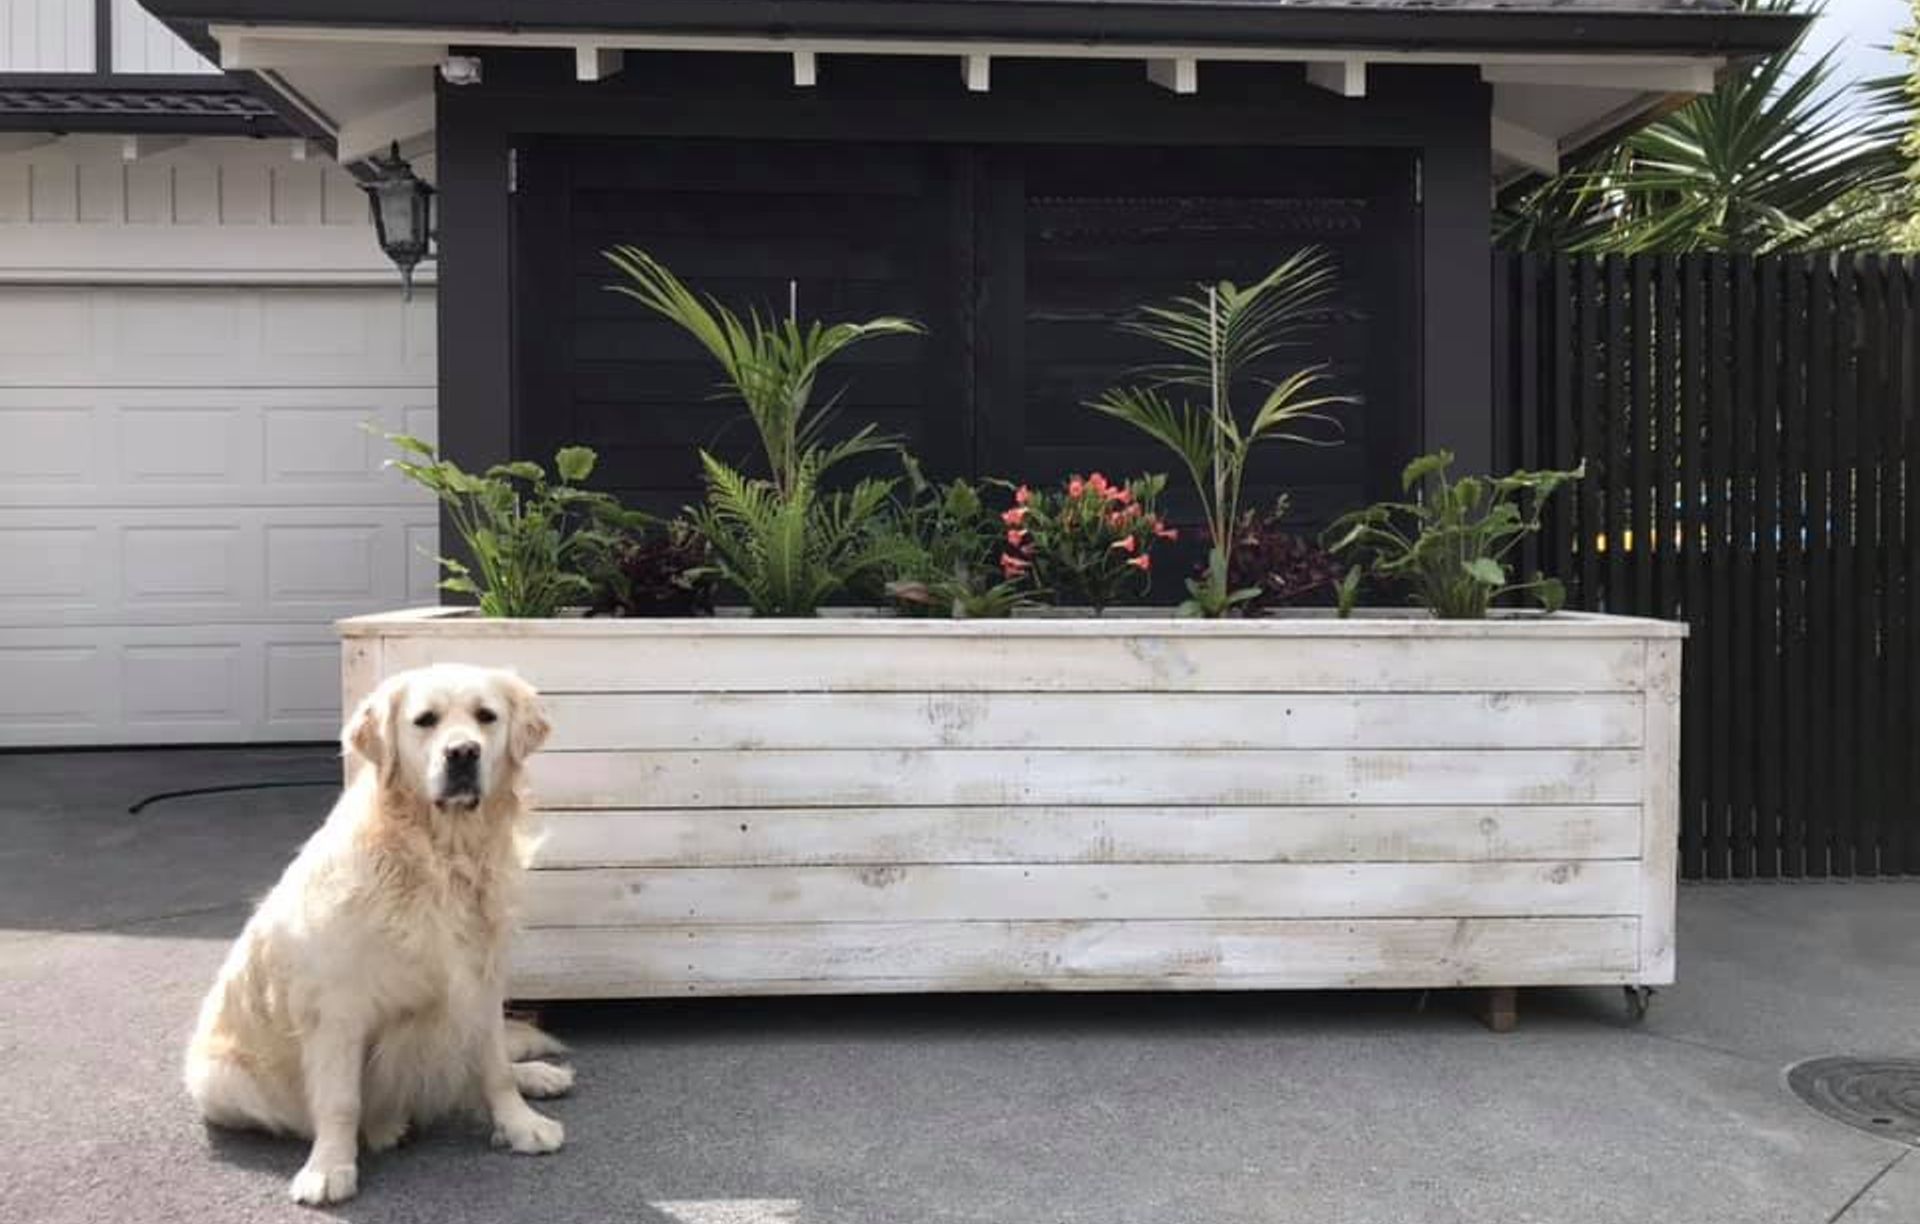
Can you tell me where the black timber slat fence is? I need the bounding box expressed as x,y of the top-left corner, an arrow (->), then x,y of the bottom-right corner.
1494,253 -> 1918,881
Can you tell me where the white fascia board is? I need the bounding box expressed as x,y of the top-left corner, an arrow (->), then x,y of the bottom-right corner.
1481,61 -> 1719,94
219,34 -> 447,71
203,23 -> 1725,73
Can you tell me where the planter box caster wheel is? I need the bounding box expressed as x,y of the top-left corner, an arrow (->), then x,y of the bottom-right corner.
1624,986 -> 1656,1023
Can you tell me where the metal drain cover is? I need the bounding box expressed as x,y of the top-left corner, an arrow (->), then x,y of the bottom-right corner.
1787,1058 -> 1920,1146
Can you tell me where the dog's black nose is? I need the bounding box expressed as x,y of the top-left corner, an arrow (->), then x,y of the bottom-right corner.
446,742 -> 481,765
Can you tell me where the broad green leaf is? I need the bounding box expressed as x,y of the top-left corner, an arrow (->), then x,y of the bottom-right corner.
555,446 -> 596,483
1466,557 -> 1507,586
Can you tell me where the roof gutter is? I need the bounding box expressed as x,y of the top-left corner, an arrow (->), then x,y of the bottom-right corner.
142,1 -> 1808,59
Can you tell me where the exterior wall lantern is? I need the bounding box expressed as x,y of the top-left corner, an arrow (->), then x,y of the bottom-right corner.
360,142 -> 435,300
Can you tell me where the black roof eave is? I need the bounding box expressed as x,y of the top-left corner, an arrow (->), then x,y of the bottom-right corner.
0,73 -> 295,137
142,1 -> 1808,59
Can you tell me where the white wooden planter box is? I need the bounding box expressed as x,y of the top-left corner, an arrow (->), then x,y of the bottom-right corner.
339,610 -> 1685,1000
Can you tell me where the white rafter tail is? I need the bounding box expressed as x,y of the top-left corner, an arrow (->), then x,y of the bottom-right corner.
1491,116 -> 1561,177
121,135 -> 186,161
1306,58 -> 1367,98
338,93 -> 438,165
793,50 -> 818,87
576,46 -> 624,81
962,53 -> 991,92
0,133 -> 58,155
289,138 -> 310,162
1146,56 -> 1198,94
1480,61 -> 1720,94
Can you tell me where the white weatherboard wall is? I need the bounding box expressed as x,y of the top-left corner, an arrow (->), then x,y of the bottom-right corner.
0,136 -> 438,746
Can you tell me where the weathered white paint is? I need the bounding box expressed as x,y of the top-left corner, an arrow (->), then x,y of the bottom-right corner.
536,804 -> 1642,868
340,612 -> 1684,998
512,918 -> 1645,997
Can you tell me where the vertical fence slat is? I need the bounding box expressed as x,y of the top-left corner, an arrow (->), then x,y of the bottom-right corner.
1858,255 -> 1886,877
1783,257 -> 1810,878
1756,257 -> 1782,879
1906,257 -> 1920,877
1834,256 -> 1860,878
1679,255 -> 1708,881
1633,255 -> 1655,616
1552,257 -> 1576,586
1807,254 -> 1835,879
1607,255 -> 1630,611
1578,257 -> 1602,611
1730,256 -> 1757,878
1658,255 -> 1681,621
1882,257 -> 1910,878
1707,255 -> 1733,879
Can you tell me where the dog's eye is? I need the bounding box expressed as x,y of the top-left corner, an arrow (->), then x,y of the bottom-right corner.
475,707 -> 498,725
412,710 -> 439,729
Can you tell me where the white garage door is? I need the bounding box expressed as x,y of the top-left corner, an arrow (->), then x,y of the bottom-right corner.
0,283 -> 439,745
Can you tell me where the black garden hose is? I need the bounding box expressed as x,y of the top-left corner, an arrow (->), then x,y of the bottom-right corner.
127,780 -> 335,815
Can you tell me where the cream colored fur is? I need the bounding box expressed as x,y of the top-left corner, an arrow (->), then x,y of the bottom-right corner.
185,664 -> 573,1206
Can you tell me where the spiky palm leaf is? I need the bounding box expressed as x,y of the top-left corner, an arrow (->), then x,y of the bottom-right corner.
604,246 -> 921,491
1498,0 -> 1907,254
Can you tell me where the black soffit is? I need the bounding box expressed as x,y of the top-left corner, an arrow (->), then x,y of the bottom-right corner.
139,1 -> 1805,58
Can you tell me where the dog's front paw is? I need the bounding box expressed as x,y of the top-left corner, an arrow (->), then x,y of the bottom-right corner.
289,1162 -> 359,1206
513,1060 -> 575,1099
492,1108 -> 564,1155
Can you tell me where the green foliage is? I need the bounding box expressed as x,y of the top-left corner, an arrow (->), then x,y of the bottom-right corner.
587,517 -> 718,618
691,449 -> 905,617
1498,0 -> 1909,254
603,246 -> 921,492
1002,473 -> 1172,613
604,247 -> 924,616
879,454 -> 1031,619
1088,248 -> 1351,616
381,432 -> 636,618
1896,3 -> 1920,251
1324,450 -> 1583,620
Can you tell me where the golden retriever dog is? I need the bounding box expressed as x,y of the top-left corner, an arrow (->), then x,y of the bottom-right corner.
185,663 -> 573,1205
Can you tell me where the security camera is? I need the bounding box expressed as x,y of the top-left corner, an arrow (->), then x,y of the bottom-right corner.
439,56 -> 483,86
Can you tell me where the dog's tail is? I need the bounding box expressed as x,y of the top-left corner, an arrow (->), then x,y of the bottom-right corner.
504,1015 -> 569,1062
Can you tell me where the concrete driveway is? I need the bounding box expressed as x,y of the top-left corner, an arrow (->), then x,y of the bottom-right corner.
2,746 -> 1916,1224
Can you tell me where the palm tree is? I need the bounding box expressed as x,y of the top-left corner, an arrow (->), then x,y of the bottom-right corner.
1498,0 -> 1908,254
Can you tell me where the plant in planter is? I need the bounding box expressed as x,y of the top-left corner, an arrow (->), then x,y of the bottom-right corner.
1325,449 -> 1585,619
382,433 -> 636,618
1088,248 -> 1352,617
603,247 -> 922,616
1214,498 -> 1347,613
880,455 -> 1031,619
587,518 -> 719,618
1001,472 -> 1173,613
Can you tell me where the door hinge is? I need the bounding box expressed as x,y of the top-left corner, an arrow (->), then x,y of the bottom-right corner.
1414,156 -> 1424,206
508,147 -> 519,195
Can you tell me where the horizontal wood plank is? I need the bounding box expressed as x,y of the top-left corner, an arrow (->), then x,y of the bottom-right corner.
522,861 -> 1641,925
379,634 -> 1648,694
528,749 -> 1645,809
533,805 -> 1643,867
538,692 -> 1645,751
507,918 -> 1644,998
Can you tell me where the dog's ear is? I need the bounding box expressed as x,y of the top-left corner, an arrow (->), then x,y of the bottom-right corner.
344,677 -> 404,781
502,673 -> 551,763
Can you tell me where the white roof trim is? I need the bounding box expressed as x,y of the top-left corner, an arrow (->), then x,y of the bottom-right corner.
208,23 -> 1726,73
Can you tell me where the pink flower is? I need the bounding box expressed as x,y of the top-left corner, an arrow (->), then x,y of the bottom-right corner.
1154,523 -> 1179,541
1068,477 -> 1085,498
1000,553 -> 1031,579
1110,534 -> 1138,553
1087,472 -> 1111,495
1014,485 -> 1033,506
1006,529 -> 1028,547
1127,553 -> 1152,572
1111,486 -> 1134,506
1001,506 -> 1028,526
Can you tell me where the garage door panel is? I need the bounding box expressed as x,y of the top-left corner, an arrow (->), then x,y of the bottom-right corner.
0,623 -> 350,745
0,287 -> 434,387
1,282 -> 437,745
0,389 -> 436,509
